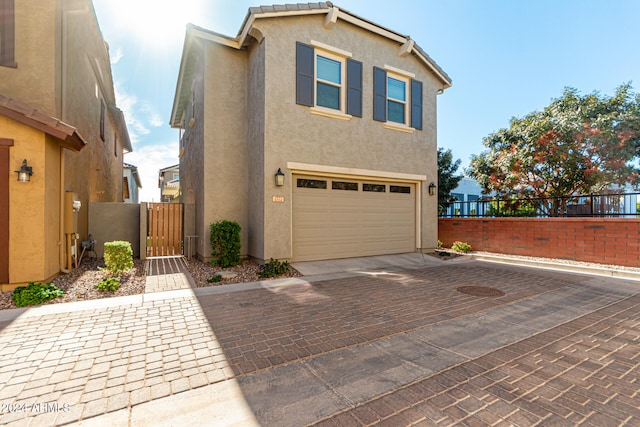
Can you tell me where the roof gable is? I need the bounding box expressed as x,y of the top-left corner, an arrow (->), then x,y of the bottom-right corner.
171,2 -> 451,128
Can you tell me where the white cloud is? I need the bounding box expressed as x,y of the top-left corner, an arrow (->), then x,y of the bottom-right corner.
125,143 -> 179,202
110,47 -> 123,64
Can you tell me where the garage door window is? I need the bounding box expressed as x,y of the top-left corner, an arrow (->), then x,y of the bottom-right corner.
390,185 -> 411,194
363,183 -> 386,192
332,181 -> 358,191
297,178 -> 327,189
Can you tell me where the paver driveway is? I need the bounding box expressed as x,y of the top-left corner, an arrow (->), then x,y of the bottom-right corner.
0,257 -> 639,426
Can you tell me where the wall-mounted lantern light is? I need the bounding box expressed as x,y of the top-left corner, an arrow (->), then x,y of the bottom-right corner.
15,159 -> 33,182
275,168 -> 285,186
428,182 -> 436,196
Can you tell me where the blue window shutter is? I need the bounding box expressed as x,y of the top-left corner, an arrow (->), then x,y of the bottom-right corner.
411,79 -> 423,130
296,42 -> 314,107
373,67 -> 387,122
346,58 -> 362,117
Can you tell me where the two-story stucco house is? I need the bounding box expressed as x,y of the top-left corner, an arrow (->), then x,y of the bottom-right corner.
0,0 -> 131,289
170,2 -> 451,263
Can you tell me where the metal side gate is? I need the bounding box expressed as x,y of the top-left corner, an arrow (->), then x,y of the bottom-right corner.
147,203 -> 183,257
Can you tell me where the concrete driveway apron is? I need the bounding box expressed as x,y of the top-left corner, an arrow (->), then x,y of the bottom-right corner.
0,255 -> 639,426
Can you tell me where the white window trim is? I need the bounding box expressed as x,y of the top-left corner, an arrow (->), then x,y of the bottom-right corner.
309,41 -> 351,116
386,72 -> 411,128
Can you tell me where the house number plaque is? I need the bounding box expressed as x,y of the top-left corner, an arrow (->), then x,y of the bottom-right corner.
272,195 -> 285,203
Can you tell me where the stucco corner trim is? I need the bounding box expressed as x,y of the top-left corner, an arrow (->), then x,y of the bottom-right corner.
309,107 -> 352,121
383,122 -> 415,134
287,162 -> 426,182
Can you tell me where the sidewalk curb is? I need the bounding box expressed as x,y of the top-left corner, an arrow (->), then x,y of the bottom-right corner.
470,253 -> 640,281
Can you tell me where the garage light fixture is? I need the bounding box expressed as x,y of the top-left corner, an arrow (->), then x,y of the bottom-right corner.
428,182 -> 436,196
275,168 -> 285,186
16,159 -> 33,182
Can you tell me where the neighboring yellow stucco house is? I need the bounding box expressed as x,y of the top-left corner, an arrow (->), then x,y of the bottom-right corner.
171,3 -> 451,263
0,0 -> 131,290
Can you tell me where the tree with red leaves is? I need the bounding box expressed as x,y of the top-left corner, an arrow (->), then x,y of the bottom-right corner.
468,84 -> 640,215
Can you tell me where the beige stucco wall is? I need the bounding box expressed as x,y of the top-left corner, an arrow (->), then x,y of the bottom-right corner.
199,42 -> 249,259
60,0 -> 125,239
255,15 -> 441,260
186,13 -> 444,262
88,202 -> 141,258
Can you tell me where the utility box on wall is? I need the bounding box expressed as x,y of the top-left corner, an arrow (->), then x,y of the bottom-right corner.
64,192 -> 81,234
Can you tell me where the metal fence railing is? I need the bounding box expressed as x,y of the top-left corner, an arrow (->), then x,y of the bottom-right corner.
439,192 -> 640,218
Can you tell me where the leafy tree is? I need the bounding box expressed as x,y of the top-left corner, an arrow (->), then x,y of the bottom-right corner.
437,147 -> 463,214
467,84 -> 640,215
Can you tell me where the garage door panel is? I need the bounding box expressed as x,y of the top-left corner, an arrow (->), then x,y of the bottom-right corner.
293,175 -> 416,261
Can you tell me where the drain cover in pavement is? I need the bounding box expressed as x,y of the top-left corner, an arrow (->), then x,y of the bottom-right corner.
457,286 -> 505,297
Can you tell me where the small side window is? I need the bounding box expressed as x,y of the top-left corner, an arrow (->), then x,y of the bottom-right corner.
0,0 -> 17,68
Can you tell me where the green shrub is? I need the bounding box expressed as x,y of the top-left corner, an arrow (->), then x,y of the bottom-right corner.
103,241 -> 133,275
95,277 -> 121,292
11,282 -> 64,307
210,220 -> 241,268
437,240 -> 443,249
207,275 -> 222,283
451,241 -> 472,253
259,258 -> 290,279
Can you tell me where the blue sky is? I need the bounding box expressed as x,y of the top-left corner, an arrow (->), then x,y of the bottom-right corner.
92,0 -> 640,202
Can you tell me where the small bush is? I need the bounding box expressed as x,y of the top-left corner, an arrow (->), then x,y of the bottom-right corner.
210,220 -> 241,268
259,258 -> 290,279
207,275 -> 222,283
103,241 -> 133,275
11,282 -> 64,307
437,240 -> 443,249
95,277 -> 121,292
451,241 -> 472,253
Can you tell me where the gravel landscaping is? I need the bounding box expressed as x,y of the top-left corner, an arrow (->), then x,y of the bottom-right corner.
0,258 -> 147,310
185,258 -> 302,287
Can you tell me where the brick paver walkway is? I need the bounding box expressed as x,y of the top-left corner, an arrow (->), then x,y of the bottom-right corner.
0,258 -> 638,426
196,263 -> 587,376
313,293 -> 640,426
145,256 -> 193,293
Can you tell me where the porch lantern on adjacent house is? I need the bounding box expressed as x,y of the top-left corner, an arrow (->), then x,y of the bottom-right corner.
15,159 -> 33,182
428,182 -> 436,196
275,168 -> 285,186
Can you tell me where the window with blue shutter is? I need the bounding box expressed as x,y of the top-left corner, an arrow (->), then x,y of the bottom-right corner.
374,66 -> 423,130
373,67 -> 387,122
296,42 -> 314,107
411,80 -> 423,130
346,58 -> 362,117
296,41 -> 361,118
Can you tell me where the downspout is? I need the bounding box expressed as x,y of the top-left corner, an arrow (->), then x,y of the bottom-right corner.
59,147 -> 70,273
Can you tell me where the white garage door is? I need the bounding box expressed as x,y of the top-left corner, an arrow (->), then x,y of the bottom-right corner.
292,175 -> 416,261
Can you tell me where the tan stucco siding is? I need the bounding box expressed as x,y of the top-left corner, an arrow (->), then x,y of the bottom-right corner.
0,1 -> 57,115
44,137 -> 63,280
201,42 -> 249,258
246,41 -> 266,260
3,116 -> 48,285
61,0 -> 125,239
255,16 -> 440,259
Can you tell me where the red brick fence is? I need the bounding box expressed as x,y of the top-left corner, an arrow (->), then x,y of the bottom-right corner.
438,218 -> 640,267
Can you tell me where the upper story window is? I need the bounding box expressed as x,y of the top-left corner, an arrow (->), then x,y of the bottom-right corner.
296,41 -> 362,119
0,0 -> 17,68
316,54 -> 343,110
387,76 -> 408,124
374,65 -> 423,132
